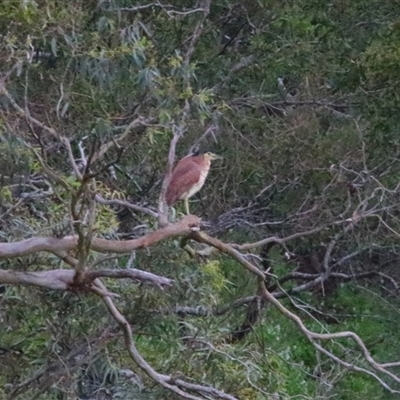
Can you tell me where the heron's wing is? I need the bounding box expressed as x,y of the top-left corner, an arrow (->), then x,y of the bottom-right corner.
165,159 -> 201,206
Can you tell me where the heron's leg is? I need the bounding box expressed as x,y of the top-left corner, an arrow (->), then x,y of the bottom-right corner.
184,198 -> 190,215
180,237 -> 196,257
169,206 -> 176,222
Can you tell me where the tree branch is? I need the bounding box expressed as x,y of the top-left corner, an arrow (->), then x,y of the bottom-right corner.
158,126 -> 184,226
95,194 -> 158,219
235,225 -> 326,251
86,268 -> 172,289
0,215 -> 200,258
0,268 -> 172,291
0,269 -> 75,291
90,117 -> 147,164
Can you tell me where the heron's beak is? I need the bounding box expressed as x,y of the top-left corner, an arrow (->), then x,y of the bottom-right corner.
210,153 -> 224,161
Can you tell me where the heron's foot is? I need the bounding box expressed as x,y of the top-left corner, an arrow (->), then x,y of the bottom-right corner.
179,238 -> 215,260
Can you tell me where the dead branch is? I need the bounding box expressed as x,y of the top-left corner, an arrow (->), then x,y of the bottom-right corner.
191,231 -> 265,280
155,269 -> 398,319
0,269 -> 75,291
86,268 -> 172,289
0,215 -> 200,258
158,126 -> 184,226
0,267 -> 172,291
0,84 -> 82,180
117,2 -> 209,18
235,225 -> 326,251
183,0 -> 211,66
188,124 -> 218,154
90,117 -> 147,164
95,194 -> 158,219
271,271 -> 399,293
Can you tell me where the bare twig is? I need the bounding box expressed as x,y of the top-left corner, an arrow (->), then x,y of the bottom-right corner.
212,55 -> 256,91
91,117 -> 146,164
183,0 -> 211,66
117,2 -> 208,17
235,225 -> 326,251
95,194 -> 158,219
0,198 -> 26,218
158,126 -> 184,226
188,124 -> 218,154
0,83 -> 82,179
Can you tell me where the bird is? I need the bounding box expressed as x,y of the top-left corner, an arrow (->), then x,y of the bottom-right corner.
165,151 -> 222,215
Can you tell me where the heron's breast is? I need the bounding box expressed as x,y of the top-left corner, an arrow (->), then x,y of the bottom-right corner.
181,167 -> 209,199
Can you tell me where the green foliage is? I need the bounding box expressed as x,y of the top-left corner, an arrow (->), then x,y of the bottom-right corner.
3,0 -> 400,398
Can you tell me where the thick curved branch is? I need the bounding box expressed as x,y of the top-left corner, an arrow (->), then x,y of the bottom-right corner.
0,215 -> 200,258
0,269 -> 75,290
190,231 -> 265,280
0,268 -> 172,291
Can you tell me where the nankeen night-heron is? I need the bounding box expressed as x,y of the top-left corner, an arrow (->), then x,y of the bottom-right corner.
165,151 -> 222,214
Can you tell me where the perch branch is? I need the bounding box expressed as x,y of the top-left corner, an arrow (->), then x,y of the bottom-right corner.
0,215 -> 200,258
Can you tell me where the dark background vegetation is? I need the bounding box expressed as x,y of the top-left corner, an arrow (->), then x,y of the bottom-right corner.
1,0 -> 400,399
